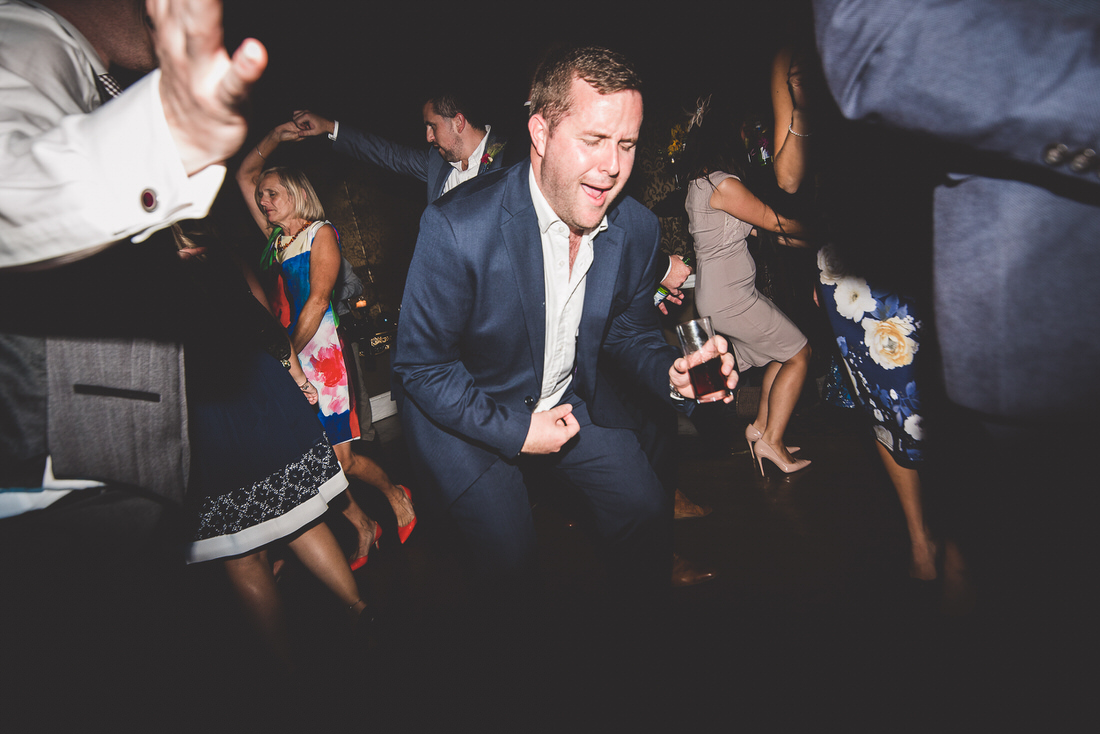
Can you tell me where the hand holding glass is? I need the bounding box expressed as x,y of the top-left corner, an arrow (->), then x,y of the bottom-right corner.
675,317 -> 734,403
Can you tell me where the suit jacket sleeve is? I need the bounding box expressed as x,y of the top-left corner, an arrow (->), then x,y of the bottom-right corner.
814,0 -> 1100,184
332,124 -> 431,183
596,210 -> 685,412
391,205 -> 531,458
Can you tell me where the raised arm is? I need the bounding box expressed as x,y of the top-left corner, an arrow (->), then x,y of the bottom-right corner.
771,46 -> 814,193
235,122 -> 301,233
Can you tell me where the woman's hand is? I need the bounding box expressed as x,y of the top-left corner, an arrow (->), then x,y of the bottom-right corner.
299,378 -> 318,405
272,120 -> 301,144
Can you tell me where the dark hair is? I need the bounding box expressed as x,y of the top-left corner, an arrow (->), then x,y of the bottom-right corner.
425,90 -> 486,131
676,96 -> 804,227
528,45 -> 642,130
675,97 -> 749,186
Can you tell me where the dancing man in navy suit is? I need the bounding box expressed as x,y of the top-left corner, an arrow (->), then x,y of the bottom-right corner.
392,46 -> 738,599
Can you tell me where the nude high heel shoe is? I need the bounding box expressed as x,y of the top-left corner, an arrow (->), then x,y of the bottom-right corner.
754,439 -> 811,476
744,425 -> 799,459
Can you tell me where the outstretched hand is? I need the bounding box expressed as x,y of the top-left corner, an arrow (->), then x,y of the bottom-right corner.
152,0 -> 268,175
292,110 -> 336,138
521,403 -> 580,454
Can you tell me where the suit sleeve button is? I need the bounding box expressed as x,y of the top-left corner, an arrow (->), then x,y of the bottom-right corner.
1069,148 -> 1097,173
524,396 -> 535,408
1042,143 -> 1071,166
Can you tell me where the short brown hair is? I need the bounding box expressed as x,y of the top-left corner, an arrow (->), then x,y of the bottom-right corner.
255,166 -> 325,222
426,91 -> 486,131
528,45 -> 642,130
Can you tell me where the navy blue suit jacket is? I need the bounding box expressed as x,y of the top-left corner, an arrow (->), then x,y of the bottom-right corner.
392,160 -> 683,501
333,124 -> 509,203
815,0 -> 1100,418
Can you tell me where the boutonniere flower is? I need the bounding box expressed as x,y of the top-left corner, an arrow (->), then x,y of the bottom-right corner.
482,141 -> 507,166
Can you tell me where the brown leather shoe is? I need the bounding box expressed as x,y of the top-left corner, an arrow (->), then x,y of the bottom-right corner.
672,553 -> 717,587
673,489 -> 713,520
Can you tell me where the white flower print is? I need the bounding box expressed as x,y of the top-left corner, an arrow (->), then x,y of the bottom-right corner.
904,413 -> 923,440
818,244 -> 846,285
834,276 -> 876,322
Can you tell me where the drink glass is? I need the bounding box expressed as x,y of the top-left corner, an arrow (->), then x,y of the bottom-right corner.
675,316 -> 732,403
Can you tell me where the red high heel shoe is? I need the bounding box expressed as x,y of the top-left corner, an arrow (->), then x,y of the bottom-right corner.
754,438 -> 811,476
350,521 -> 381,571
397,485 -> 416,544
744,425 -> 799,460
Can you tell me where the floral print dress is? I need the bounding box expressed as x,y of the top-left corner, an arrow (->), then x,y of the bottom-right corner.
275,221 -> 358,446
817,244 -> 926,465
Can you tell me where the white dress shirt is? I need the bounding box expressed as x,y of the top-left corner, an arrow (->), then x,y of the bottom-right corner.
443,125 -> 491,195
0,0 -> 222,514
0,0 -> 224,270
529,165 -> 606,412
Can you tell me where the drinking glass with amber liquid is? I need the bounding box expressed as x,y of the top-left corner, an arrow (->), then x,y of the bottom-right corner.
675,316 -> 734,403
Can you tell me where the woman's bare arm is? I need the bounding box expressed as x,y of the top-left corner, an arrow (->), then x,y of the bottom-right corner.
290,224 -> 340,353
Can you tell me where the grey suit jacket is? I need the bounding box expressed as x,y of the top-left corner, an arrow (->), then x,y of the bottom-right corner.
815,0 -> 1100,419
0,237 -> 189,501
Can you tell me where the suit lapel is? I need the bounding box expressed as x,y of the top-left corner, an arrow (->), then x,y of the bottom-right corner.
500,164 -> 546,387
479,131 -> 506,175
430,159 -> 451,202
576,212 -> 626,391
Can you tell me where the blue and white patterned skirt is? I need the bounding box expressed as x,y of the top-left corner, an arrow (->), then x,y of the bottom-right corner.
817,245 -> 928,466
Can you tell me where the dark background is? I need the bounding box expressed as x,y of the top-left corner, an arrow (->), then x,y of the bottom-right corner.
224,0 -> 810,144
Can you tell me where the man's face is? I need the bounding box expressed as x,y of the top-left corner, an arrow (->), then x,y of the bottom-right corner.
530,77 -> 643,236
423,102 -> 463,162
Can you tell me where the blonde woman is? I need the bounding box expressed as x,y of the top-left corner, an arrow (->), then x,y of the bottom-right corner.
237,123 -> 416,568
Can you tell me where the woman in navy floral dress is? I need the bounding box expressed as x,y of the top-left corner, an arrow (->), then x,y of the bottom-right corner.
773,45 -> 939,580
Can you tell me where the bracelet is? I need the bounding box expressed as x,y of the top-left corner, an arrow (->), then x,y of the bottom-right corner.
670,382 -> 686,401
299,379 -> 311,390
788,123 -> 812,138
256,147 -> 267,160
